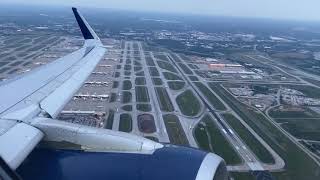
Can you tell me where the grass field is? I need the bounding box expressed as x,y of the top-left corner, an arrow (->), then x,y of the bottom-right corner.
155,87 -> 174,112
269,106 -> 320,119
146,56 -> 156,66
119,114 -> 132,132
109,93 -> 117,103
176,90 -> 201,116
124,71 -> 131,76
152,78 -> 163,85
122,105 -> 132,112
114,72 -> 120,78
134,66 -> 143,72
170,53 -> 182,63
124,64 -> 132,71
157,61 -> 178,73
163,72 -> 183,80
135,71 -> 144,76
222,113 -> 275,164
134,61 -> 142,66
194,115 -> 242,165
167,81 -> 185,90
136,104 -> 152,112
230,172 -> 256,180
163,114 -> 189,145
112,81 -> 119,88
179,54 -> 192,62
194,82 -> 226,111
135,86 -> 150,102
276,118 -> 320,141
122,91 -> 132,103
178,63 -> 193,74
209,83 -> 320,180
122,80 -> 132,90
188,64 -> 199,70
149,67 -> 160,76
135,77 -> 146,85
105,109 -> 115,129
285,85 -> 320,98
154,54 -> 170,61
189,76 -> 199,81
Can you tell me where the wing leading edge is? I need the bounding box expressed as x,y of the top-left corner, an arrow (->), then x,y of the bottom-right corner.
0,8 -> 105,169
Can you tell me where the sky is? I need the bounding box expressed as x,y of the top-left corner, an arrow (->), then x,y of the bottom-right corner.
1,0 -> 320,21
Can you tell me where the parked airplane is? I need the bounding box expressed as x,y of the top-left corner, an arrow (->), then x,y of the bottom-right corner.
0,8 -> 228,180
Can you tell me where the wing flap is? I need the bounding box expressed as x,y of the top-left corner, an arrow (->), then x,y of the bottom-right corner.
0,123 -> 43,169
40,46 -> 105,118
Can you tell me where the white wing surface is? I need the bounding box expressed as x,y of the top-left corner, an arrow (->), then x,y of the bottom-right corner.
0,8 -> 106,169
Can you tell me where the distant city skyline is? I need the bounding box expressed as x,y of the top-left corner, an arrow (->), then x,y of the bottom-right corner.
1,0 -> 320,21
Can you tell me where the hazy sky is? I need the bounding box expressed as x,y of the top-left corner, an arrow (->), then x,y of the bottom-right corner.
1,0 -> 320,21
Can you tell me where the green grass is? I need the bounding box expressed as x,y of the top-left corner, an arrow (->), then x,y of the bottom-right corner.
163,72 -> 183,80
135,86 -> 150,102
269,106 -> 320,119
122,91 -> 132,103
119,114 -> 132,132
105,110 -> 115,129
134,61 -> 142,66
124,64 -> 132,71
122,80 -> 132,90
194,115 -> 242,165
136,104 -> 152,112
109,93 -> 117,103
170,53 -> 182,63
135,77 -> 146,85
134,66 -> 143,72
194,82 -> 226,111
178,63 -> 193,74
285,85 -> 320,98
163,114 -> 189,145
167,81 -> 185,90
124,71 -> 131,76
114,72 -> 120,78
230,172 -> 256,180
122,105 -> 132,112
157,61 -> 178,73
188,64 -> 199,70
176,90 -> 201,116
189,76 -> 199,81
146,56 -> 156,66
155,87 -> 174,112
112,81 -> 119,88
276,118 -> 320,141
152,78 -> 163,85
125,59 -> 131,64
154,54 -> 170,61
135,71 -> 145,76
149,67 -> 160,76
222,113 -> 275,164
179,54 -> 192,62
209,83 -> 320,180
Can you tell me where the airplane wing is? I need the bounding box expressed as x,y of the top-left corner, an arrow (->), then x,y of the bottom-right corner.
0,8 -> 227,180
0,8 -> 106,169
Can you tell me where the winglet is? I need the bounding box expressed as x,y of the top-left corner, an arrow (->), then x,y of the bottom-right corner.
72,7 -> 100,41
